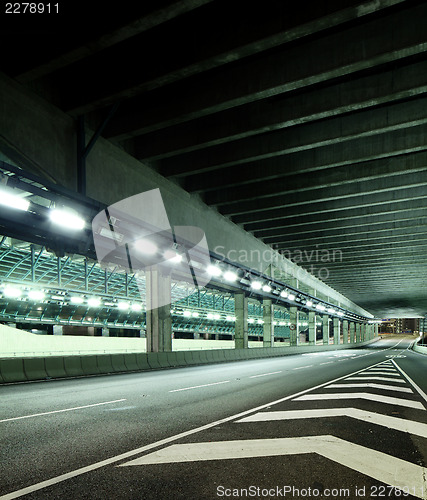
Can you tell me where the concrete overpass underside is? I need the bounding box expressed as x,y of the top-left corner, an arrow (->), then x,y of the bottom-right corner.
1,0 -> 427,319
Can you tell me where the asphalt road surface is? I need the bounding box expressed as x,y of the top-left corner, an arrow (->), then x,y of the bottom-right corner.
1,336 -> 426,500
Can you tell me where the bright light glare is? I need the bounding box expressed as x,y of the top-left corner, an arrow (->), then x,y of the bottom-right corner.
50,209 -> 85,230
316,304 -> 325,311
226,315 -> 236,321
262,284 -> 272,293
0,191 -> 30,211
250,281 -> 262,290
118,302 -> 129,310
206,265 -> 221,277
183,310 -> 192,317
28,290 -> 45,301
223,271 -> 237,282
248,318 -> 255,324
134,239 -> 158,256
87,297 -> 101,307
70,296 -> 84,305
306,300 -> 313,307
257,319 -> 264,324
192,312 -> 199,318
280,290 -> 288,298
328,308 -> 336,314
3,286 -> 22,298
164,249 -> 183,264
131,303 -> 142,312
287,293 -> 296,301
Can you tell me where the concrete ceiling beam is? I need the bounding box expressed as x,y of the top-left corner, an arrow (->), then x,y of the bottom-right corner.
105,3 -> 427,141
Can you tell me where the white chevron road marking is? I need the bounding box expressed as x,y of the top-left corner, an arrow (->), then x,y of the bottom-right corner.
120,435 -> 427,499
293,393 -> 425,409
326,383 -> 413,393
346,376 -> 406,383
236,408 -> 427,437
358,371 -> 401,376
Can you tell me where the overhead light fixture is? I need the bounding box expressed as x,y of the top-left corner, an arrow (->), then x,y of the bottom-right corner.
250,281 -> 262,290
257,319 -> 264,325
327,308 -> 336,314
287,293 -> 296,301
192,311 -> 199,318
337,311 -> 344,317
183,310 -> 192,317
0,189 -> 30,211
87,297 -> 101,307
28,290 -> 45,301
206,265 -> 222,277
226,315 -> 236,321
164,249 -> 183,264
70,296 -> 84,305
280,290 -> 288,298
306,300 -> 313,307
133,238 -> 157,256
118,302 -> 129,310
248,318 -> 255,324
223,270 -> 237,282
262,284 -> 272,293
50,208 -> 85,230
131,303 -> 142,312
316,304 -> 325,311
3,286 -> 22,298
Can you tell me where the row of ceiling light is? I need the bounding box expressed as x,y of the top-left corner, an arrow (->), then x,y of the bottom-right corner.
1,186 -> 371,322
0,186 -> 86,230
0,285 -> 142,311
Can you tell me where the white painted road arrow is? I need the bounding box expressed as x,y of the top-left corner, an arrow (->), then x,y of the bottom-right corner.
120,435 -> 427,499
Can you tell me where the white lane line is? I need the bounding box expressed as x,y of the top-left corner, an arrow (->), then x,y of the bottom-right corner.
293,365 -> 313,370
169,381 -> 230,392
392,360 -> 427,406
346,376 -> 406,383
0,399 -> 127,423
236,408 -> 427,438
326,383 -> 413,393
294,393 -> 424,409
320,362 -> 334,365
120,435 -> 427,499
0,359 -> 389,500
249,371 -> 282,379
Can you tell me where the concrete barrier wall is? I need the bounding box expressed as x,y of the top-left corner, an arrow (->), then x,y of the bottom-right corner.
0,338 -> 379,384
0,324 -> 267,357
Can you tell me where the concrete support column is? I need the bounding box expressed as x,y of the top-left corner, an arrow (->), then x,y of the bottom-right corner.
349,322 -> 356,343
357,323 -> 363,342
235,292 -> 248,349
289,306 -> 299,346
342,320 -> 348,344
145,267 -> 172,352
333,317 -> 340,345
139,329 -> 145,338
101,327 -> 109,337
53,325 -> 63,335
263,299 -> 274,347
308,311 -> 316,345
374,323 -> 379,337
361,323 -> 366,342
322,315 -> 329,344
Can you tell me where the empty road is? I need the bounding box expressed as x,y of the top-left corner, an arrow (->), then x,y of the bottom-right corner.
1,336 -> 426,499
